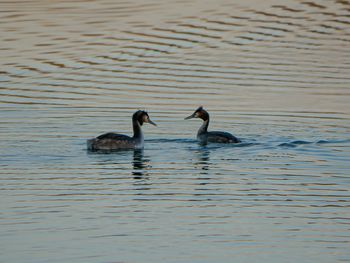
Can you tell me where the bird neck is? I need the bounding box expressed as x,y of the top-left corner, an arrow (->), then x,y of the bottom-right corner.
198,117 -> 209,136
132,119 -> 144,141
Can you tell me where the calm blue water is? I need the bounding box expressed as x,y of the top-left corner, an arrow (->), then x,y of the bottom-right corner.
1,0 -> 350,262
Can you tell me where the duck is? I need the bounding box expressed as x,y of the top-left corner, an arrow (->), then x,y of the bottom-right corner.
185,106 -> 240,144
87,110 -> 156,151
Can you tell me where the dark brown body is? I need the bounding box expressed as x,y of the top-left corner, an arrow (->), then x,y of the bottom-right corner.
87,110 -> 156,151
185,106 -> 240,144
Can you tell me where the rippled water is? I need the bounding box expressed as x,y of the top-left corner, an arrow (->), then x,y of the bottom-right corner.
1,0 -> 350,262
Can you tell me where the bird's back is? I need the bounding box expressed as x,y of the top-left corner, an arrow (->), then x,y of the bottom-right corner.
97,132 -> 131,140
207,131 -> 240,143
87,132 -> 135,151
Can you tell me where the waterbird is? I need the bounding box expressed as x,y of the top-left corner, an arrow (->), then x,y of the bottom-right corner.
185,106 -> 240,144
87,110 -> 156,151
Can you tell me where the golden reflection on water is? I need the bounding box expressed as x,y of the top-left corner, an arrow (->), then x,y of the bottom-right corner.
1,0 -> 350,114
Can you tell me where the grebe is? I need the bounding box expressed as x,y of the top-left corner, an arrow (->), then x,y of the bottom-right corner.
185,106 -> 240,144
87,110 -> 156,151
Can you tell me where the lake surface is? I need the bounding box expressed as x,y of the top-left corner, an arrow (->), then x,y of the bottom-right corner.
1,0 -> 350,262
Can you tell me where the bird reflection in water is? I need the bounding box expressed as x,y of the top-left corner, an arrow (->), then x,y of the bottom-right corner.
192,146 -> 212,187
132,149 -> 150,179
194,146 -> 211,172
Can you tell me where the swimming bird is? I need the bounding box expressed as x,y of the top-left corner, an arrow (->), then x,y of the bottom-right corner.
185,106 -> 240,144
87,110 -> 156,151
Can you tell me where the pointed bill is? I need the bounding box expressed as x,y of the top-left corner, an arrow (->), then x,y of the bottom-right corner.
185,113 -> 196,120
148,119 -> 157,126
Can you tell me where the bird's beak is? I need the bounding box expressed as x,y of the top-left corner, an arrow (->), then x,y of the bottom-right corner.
184,113 -> 195,120
148,119 -> 157,126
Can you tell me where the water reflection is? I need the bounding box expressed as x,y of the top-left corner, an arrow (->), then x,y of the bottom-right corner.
132,149 -> 150,179
193,146 -> 211,172
87,148 -> 150,179
2,0 -> 350,262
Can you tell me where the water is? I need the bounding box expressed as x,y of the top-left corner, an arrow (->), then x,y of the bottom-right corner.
1,0 -> 350,262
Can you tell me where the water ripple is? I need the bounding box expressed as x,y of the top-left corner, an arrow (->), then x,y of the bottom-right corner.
1,0 -> 350,262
